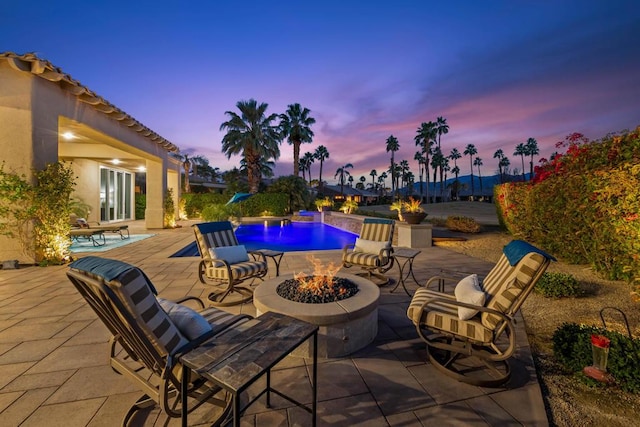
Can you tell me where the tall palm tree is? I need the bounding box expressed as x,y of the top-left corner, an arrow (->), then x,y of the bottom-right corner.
279,103 -> 316,177
334,163 -> 353,198
525,137 -> 539,180
499,156 -> 511,180
369,169 -> 377,191
385,135 -> 400,200
399,159 -> 410,194
415,121 -> 436,203
302,151 -> 315,186
413,151 -> 424,200
493,149 -> 505,183
314,145 -> 329,192
435,117 -> 449,198
449,147 -> 461,195
474,157 -> 483,194
451,165 -> 461,199
464,143 -> 478,198
220,99 -> 281,194
513,143 -> 527,182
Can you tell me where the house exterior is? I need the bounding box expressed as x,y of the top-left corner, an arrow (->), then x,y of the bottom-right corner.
0,52 -> 181,263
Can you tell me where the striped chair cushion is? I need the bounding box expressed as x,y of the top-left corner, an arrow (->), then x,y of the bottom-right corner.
343,251 -> 381,267
480,252 -> 545,329
360,219 -> 394,242
194,225 -> 239,259
407,288 -> 493,343
206,260 -> 268,280
110,268 -> 188,356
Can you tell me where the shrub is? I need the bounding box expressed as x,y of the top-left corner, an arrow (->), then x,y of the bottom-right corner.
494,127 -> 640,284
535,272 -> 581,298
135,194 -> 146,219
445,216 -> 481,233
163,188 -> 176,228
201,204 -> 238,222
552,322 -> 640,393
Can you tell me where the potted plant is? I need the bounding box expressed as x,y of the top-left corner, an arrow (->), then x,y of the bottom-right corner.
315,197 -> 333,212
401,197 -> 427,224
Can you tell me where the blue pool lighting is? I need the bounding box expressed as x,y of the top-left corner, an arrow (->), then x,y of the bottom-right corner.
171,222 -> 357,257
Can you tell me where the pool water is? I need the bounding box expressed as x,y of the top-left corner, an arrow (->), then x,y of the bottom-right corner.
171,222 -> 357,256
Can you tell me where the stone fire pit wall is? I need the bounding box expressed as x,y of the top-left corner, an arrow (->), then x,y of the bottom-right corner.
253,273 -> 380,358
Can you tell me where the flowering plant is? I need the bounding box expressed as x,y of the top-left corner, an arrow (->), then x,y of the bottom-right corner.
591,334 -> 611,349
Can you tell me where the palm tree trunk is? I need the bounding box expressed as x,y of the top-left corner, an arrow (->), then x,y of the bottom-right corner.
293,141 -> 301,176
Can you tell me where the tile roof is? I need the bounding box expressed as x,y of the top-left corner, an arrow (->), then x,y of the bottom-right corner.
1,52 -> 178,153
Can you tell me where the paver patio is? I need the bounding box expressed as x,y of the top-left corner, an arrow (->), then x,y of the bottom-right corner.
0,220 -> 548,426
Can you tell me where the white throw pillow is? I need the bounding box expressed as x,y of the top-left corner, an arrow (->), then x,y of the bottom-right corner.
208,245 -> 249,264
354,238 -> 389,255
157,298 -> 212,340
454,274 -> 486,320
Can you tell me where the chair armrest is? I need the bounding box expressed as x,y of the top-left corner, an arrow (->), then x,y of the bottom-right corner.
420,296 -> 514,324
248,250 -> 267,263
424,275 -> 460,291
342,244 -> 356,257
174,296 -> 206,309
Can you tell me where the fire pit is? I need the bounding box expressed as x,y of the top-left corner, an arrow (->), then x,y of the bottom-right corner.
254,272 -> 380,358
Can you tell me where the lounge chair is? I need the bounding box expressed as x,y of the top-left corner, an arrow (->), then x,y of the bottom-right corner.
341,218 -> 395,285
193,221 -> 268,306
71,215 -> 130,239
406,240 -> 555,386
70,228 -> 106,246
66,256 -> 253,426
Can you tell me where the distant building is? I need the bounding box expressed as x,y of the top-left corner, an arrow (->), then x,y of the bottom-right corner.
322,185 -> 379,204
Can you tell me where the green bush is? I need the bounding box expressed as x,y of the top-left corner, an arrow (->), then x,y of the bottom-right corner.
552,322 -> 640,393
201,204 -> 238,222
135,194 -> 146,219
182,193 -> 228,218
495,127 -> 640,284
535,272 -> 580,298
445,216 -> 481,233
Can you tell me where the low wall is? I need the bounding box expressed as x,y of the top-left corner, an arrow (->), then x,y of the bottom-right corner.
323,212 -> 432,248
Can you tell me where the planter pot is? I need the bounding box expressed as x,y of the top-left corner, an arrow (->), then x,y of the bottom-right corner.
402,212 -> 427,224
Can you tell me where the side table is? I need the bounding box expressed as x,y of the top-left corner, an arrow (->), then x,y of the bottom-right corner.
252,249 -> 284,276
390,247 -> 422,296
179,311 -> 318,427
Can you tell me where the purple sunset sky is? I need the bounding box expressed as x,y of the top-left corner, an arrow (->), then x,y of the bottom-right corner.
3,1 -> 639,183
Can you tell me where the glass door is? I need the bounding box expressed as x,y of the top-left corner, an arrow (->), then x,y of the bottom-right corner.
100,166 -> 133,222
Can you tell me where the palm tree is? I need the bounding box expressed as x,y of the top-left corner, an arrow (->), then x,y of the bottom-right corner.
172,153 -> 192,193
514,143 -> 527,182
451,165 -> 461,199
220,99 -> 281,194
302,151 -> 315,186
279,103 -> 316,177
378,172 -> 387,196
435,116 -> 449,198
525,137 -> 539,180
464,143 -> 478,198
314,145 -> 329,192
474,157 -> 483,194
369,169 -> 377,191
414,151 -> 424,200
493,149 -> 505,183
499,156 -> 511,180
385,135 -> 400,200
415,121 -> 436,202
334,163 -> 353,198
358,175 -> 366,190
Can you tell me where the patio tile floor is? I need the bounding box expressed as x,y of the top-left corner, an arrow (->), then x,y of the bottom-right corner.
0,220 -> 549,426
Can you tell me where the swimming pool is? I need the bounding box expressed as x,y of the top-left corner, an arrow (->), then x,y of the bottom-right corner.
171,222 -> 357,257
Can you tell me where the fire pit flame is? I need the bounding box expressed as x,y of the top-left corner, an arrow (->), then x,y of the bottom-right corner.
294,255 -> 342,296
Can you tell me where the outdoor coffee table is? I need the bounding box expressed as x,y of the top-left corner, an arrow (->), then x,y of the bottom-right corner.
179,311 -> 318,427
390,247 -> 422,296
252,249 -> 284,276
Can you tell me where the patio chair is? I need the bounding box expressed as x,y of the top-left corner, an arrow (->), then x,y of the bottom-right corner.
193,221 -> 268,306
66,256 -> 253,426
406,240 -> 555,386
342,218 -> 395,285
72,215 -> 130,239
